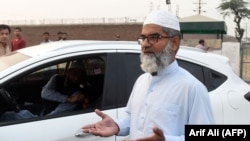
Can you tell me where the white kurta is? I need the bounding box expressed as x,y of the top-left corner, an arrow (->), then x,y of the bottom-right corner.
116,60 -> 215,141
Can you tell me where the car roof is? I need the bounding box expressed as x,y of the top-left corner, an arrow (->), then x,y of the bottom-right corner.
18,40 -> 229,66
0,40 -> 231,81
18,40 -> 140,57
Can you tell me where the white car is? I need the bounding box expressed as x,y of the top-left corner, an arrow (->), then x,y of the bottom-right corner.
0,40 -> 250,141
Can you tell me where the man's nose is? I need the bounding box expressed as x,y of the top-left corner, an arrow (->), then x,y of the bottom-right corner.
141,40 -> 151,50
3,34 -> 9,37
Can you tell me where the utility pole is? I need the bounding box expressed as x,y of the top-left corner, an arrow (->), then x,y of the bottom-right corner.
176,4 -> 179,18
246,23 -> 248,39
166,0 -> 171,12
193,0 -> 206,15
149,1 -> 153,13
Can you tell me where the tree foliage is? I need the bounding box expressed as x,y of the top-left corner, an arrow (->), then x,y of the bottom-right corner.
217,0 -> 250,42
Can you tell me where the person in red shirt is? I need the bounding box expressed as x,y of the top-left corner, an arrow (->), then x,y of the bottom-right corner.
11,27 -> 26,51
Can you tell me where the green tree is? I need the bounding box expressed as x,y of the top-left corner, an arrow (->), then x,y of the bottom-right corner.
217,0 -> 250,42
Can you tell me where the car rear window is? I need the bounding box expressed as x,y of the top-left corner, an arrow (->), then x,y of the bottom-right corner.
177,59 -> 227,92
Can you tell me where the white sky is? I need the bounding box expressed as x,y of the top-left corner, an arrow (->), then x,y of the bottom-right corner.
1,0 -> 250,36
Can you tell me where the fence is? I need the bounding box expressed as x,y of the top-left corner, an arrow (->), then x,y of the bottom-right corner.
0,17 -> 146,25
241,43 -> 250,82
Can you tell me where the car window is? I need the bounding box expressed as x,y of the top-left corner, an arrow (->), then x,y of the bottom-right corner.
0,55 -> 106,124
99,53 -> 143,110
23,63 -> 67,81
84,57 -> 105,76
117,53 -> 143,107
204,68 -> 228,91
177,59 -> 227,92
177,59 -> 205,84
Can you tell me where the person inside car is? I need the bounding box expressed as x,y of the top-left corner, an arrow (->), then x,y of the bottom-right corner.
0,109 -> 37,122
41,61 -> 95,115
81,10 -> 215,141
0,61 -> 95,121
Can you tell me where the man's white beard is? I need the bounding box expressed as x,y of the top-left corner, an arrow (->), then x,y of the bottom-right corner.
140,42 -> 172,73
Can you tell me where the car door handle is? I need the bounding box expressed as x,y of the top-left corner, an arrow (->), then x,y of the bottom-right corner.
75,128 -> 91,138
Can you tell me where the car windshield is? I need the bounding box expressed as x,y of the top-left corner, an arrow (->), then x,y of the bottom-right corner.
0,52 -> 30,71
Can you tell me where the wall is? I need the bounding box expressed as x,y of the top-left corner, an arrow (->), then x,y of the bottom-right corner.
9,24 -> 241,78
209,42 -> 240,76
10,24 -> 238,47
9,24 -> 143,46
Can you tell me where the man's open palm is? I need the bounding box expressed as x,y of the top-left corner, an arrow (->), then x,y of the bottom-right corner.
82,109 -> 119,137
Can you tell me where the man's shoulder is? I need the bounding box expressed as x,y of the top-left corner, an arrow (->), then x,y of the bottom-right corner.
134,72 -> 150,83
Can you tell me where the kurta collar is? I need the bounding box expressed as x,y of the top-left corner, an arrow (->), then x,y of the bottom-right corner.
152,60 -> 178,76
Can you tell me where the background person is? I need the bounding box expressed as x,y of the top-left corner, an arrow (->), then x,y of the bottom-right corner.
195,39 -> 210,52
40,32 -> 52,44
57,31 -> 62,41
81,10 -> 215,141
0,24 -> 11,56
60,32 -> 68,41
11,27 -> 26,51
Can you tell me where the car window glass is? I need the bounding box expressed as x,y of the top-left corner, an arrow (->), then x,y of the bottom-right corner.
177,59 -> 205,84
177,59 -> 227,92
205,68 -> 227,91
0,55 -> 106,124
84,57 -> 105,76
116,53 -> 143,107
23,63 -> 67,81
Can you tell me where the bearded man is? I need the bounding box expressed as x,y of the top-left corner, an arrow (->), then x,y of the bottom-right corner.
81,10 -> 215,141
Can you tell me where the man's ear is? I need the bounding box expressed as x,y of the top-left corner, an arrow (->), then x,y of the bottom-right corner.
171,37 -> 180,54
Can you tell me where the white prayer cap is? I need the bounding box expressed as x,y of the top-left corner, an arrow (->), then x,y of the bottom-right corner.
143,10 -> 180,31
